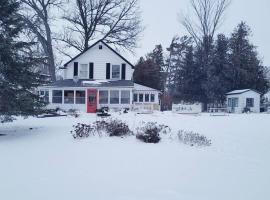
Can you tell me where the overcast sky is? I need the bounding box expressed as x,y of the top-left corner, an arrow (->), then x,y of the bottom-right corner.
130,0 -> 270,66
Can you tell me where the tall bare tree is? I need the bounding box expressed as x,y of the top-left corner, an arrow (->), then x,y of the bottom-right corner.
181,0 -> 231,46
59,0 -> 143,54
20,0 -> 63,81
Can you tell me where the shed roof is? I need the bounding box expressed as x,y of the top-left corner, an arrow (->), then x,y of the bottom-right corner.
226,89 -> 261,95
134,83 -> 160,92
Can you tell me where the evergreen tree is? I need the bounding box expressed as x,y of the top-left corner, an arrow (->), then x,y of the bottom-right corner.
134,45 -> 164,91
0,0 -> 46,122
206,34 -> 231,103
228,22 -> 269,94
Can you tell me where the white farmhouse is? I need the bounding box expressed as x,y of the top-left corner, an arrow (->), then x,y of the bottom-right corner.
38,40 -> 160,113
226,89 -> 261,113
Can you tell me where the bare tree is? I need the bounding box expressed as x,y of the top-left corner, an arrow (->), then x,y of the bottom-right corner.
20,0 -> 63,81
181,0 -> 231,45
59,0 -> 143,54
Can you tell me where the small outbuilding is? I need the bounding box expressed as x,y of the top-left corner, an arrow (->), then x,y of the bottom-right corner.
226,89 -> 261,113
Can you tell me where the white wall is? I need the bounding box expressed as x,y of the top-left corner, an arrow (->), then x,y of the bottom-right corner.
63,41 -> 134,80
227,91 -> 260,113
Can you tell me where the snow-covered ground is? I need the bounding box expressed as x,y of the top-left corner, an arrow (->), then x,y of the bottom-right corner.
0,112 -> 270,200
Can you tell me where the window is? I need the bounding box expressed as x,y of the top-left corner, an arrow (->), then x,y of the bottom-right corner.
139,94 -> 144,102
75,91 -> 85,104
52,90 -> 62,104
246,98 -> 254,107
39,90 -> 49,103
121,90 -> 130,104
133,94 -> 138,102
99,90 -> 109,104
151,94 -> 155,102
112,65 -> 120,79
99,45 -> 103,49
228,98 -> 232,107
64,90 -> 74,104
145,94 -> 150,102
110,90 -> 119,104
80,64 -> 88,78
229,98 -> 239,107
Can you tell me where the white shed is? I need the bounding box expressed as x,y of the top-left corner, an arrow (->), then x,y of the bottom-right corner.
226,89 -> 261,113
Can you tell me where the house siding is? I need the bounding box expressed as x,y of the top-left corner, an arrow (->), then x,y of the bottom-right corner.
63,42 -> 134,81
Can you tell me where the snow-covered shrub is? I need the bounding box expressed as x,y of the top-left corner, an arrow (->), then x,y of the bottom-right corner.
177,130 -> 211,147
136,122 -> 163,143
71,123 -> 95,139
105,119 -> 132,137
67,109 -> 80,118
71,119 -> 132,139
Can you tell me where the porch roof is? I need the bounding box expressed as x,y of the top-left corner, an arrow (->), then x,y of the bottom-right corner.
44,79 -> 134,88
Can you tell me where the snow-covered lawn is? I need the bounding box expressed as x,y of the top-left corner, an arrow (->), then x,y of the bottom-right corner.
0,112 -> 269,200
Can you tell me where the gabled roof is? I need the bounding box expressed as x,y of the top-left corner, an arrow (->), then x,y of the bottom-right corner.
43,79 -> 134,88
63,40 -> 135,69
226,89 -> 262,95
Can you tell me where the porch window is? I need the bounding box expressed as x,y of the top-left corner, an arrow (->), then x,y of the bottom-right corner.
133,93 -> 138,102
99,90 -> 109,104
246,98 -> 254,107
139,94 -> 144,102
75,91 -> 85,104
145,94 -> 150,102
64,90 -> 74,104
52,90 -> 63,104
80,64 -> 88,78
112,65 -> 120,79
121,90 -> 130,104
110,90 -> 119,104
39,90 -> 49,103
150,94 -> 155,102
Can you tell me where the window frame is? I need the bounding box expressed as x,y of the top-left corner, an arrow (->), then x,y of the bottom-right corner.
145,94 -> 150,102
64,90 -> 75,104
52,90 -> 63,104
75,90 -> 86,104
111,65 -> 120,79
139,94 -> 144,102
246,98 -> 254,108
99,90 -> 109,104
133,93 -> 138,102
80,64 -> 88,79
150,94 -> 155,102
110,90 -> 120,104
121,90 -> 130,104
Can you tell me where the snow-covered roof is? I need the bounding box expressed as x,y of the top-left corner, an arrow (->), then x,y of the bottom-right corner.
226,89 -> 261,95
134,83 -> 160,92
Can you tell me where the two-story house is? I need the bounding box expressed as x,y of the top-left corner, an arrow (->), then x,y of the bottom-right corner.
38,40 -> 160,113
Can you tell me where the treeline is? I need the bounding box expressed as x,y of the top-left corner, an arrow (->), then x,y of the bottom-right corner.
134,24 -> 269,108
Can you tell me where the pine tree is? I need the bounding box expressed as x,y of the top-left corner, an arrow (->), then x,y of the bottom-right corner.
228,22 -> 269,94
0,0 -> 46,122
206,34 -> 231,103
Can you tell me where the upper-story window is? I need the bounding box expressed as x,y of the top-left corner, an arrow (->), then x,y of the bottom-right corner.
112,65 -> 120,79
80,64 -> 88,78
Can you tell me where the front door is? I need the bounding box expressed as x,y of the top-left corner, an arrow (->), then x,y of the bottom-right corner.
87,89 -> 97,113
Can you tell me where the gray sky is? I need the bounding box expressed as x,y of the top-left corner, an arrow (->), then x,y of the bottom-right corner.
131,0 -> 270,66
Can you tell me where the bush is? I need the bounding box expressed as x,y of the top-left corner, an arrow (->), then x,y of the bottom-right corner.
67,109 -> 80,118
71,123 -> 94,139
136,122 -> 163,143
71,119 -> 132,139
178,130 -> 211,147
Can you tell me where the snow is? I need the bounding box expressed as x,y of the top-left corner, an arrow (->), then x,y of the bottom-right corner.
134,83 -> 160,91
82,80 -> 109,85
0,112 -> 270,200
226,89 -> 254,95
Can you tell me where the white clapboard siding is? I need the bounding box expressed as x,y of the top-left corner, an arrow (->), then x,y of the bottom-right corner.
63,41 -> 134,80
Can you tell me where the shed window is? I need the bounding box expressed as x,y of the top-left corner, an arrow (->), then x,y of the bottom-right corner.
64,90 -> 74,104
121,91 -> 130,104
52,90 -> 62,104
246,98 -> 254,107
151,94 -> 155,102
110,90 -> 119,104
139,94 -> 144,102
99,90 -> 109,104
133,94 -> 138,102
112,65 -> 120,79
145,94 -> 150,102
75,91 -> 85,104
